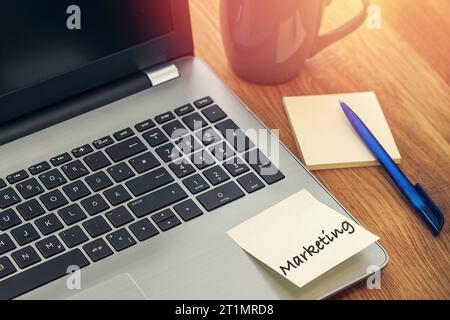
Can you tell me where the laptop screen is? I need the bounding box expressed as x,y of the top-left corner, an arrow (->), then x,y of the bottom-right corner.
0,0 -> 192,125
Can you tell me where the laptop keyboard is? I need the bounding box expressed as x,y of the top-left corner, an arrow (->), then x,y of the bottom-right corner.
0,96 -> 285,299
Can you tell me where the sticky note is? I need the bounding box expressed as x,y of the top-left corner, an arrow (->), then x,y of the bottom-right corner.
227,190 -> 379,288
283,92 -> 401,170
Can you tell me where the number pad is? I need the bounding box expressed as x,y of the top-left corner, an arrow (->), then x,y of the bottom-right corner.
195,127 -> 221,146
155,143 -> 182,163
203,166 -> 230,186
182,174 -> 210,195
169,160 -> 196,178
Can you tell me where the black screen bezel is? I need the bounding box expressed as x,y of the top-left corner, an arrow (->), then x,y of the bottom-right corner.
0,0 -> 193,125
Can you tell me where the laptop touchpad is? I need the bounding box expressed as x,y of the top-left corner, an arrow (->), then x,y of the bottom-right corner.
67,273 -> 148,300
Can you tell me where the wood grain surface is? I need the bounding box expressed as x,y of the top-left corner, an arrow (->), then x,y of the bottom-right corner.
189,0 -> 450,299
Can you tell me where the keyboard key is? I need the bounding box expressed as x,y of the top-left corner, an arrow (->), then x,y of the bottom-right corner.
175,135 -> 202,154
0,257 -> 16,280
174,199 -> 203,221
128,183 -> 188,218
169,159 -> 195,178
0,249 -> 89,300
107,162 -> 135,182
155,111 -> 175,124
106,136 -> 147,162
244,149 -> 285,185
28,161 -> 50,175
237,172 -> 265,193
194,96 -> 214,109
106,228 -> 136,251
223,158 -> 250,177
142,128 -> 169,147
181,112 -> 208,131
214,118 -> 238,134
157,216 -> 181,231
15,178 -> 44,199
190,150 -> 215,170
85,171 -> 113,192
63,180 -> 91,201
202,105 -> 227,123
174,104 -> 194,116
83,216 -> 111,237
35,235 -> 65,258
197,181 -> 245,211
40,190 -> 68,211
203,165 -> 230,186
104,185 -> 132,206
81,194 -> 110,216
0,208 -> 21,231
0,187 -> 21,209
11,223 -> 40,246
83,238 -> 113,262
195,127 -> 222,146
135,119 -> 156,132
129,152 -> 160,173
129,218 -> 159,241
209,141 -> 236,161
151,208 -> 175,224
17,199 -> 45,220
105,206 -> 134,228
126,167 -> 174,197
215,119 -> 255,152
0,179 -> 5,189
72,145 -> 93,158
155,143 -> 182,163
113,128 -> 134,141
39,169 -> 67,190
83,151 -> 111,171
58,204 -> 87,225
62,160 -> 89,181
7,170 -> 29,184
59,226 -> 89,248
50,153 -> 72,166
0,234 -> 16,255
12,246 -> 41,269
182,174 -> 210,195
162,120 -> 188,139
93,136 -> 114,149
35,213 -> 64,235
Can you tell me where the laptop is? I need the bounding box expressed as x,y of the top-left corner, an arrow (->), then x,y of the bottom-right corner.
0,0 -> 388,300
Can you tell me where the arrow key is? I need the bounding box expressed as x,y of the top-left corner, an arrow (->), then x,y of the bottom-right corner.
157,216 -> 181,232
129,218 -> 159,241
106,228 -> 136,252
83,238 -> 113,262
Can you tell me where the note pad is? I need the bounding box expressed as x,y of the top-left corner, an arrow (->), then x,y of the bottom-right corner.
227,190 -> 379,289
283,92 -> 401,170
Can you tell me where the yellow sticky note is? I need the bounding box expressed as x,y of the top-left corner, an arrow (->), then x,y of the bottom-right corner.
283,92 -> 401,170
227,190 -> 379,288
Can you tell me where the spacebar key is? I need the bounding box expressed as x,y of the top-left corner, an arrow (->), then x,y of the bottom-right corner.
128,183 -> 188,218
197,181 -> 245,211
0,249 -> 90,300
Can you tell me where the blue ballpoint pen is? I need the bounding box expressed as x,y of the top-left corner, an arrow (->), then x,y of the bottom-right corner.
340,101 -> 444,235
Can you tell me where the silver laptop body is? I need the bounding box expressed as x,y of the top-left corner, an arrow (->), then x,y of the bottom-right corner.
0,1 -> 387,300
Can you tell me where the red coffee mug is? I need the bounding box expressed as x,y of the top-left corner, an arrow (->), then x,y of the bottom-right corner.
220,0 -> 370,84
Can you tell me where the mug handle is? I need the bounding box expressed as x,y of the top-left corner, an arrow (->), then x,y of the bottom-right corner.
309,0 -> 370,57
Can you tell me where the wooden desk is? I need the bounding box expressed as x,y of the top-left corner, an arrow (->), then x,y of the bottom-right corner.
189,0 -> 450,299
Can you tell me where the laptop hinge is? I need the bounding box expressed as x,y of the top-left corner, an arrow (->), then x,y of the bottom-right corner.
144,64 -> 180,87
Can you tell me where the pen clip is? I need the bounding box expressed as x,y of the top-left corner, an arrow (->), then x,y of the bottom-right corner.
414,184 -> 445,235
